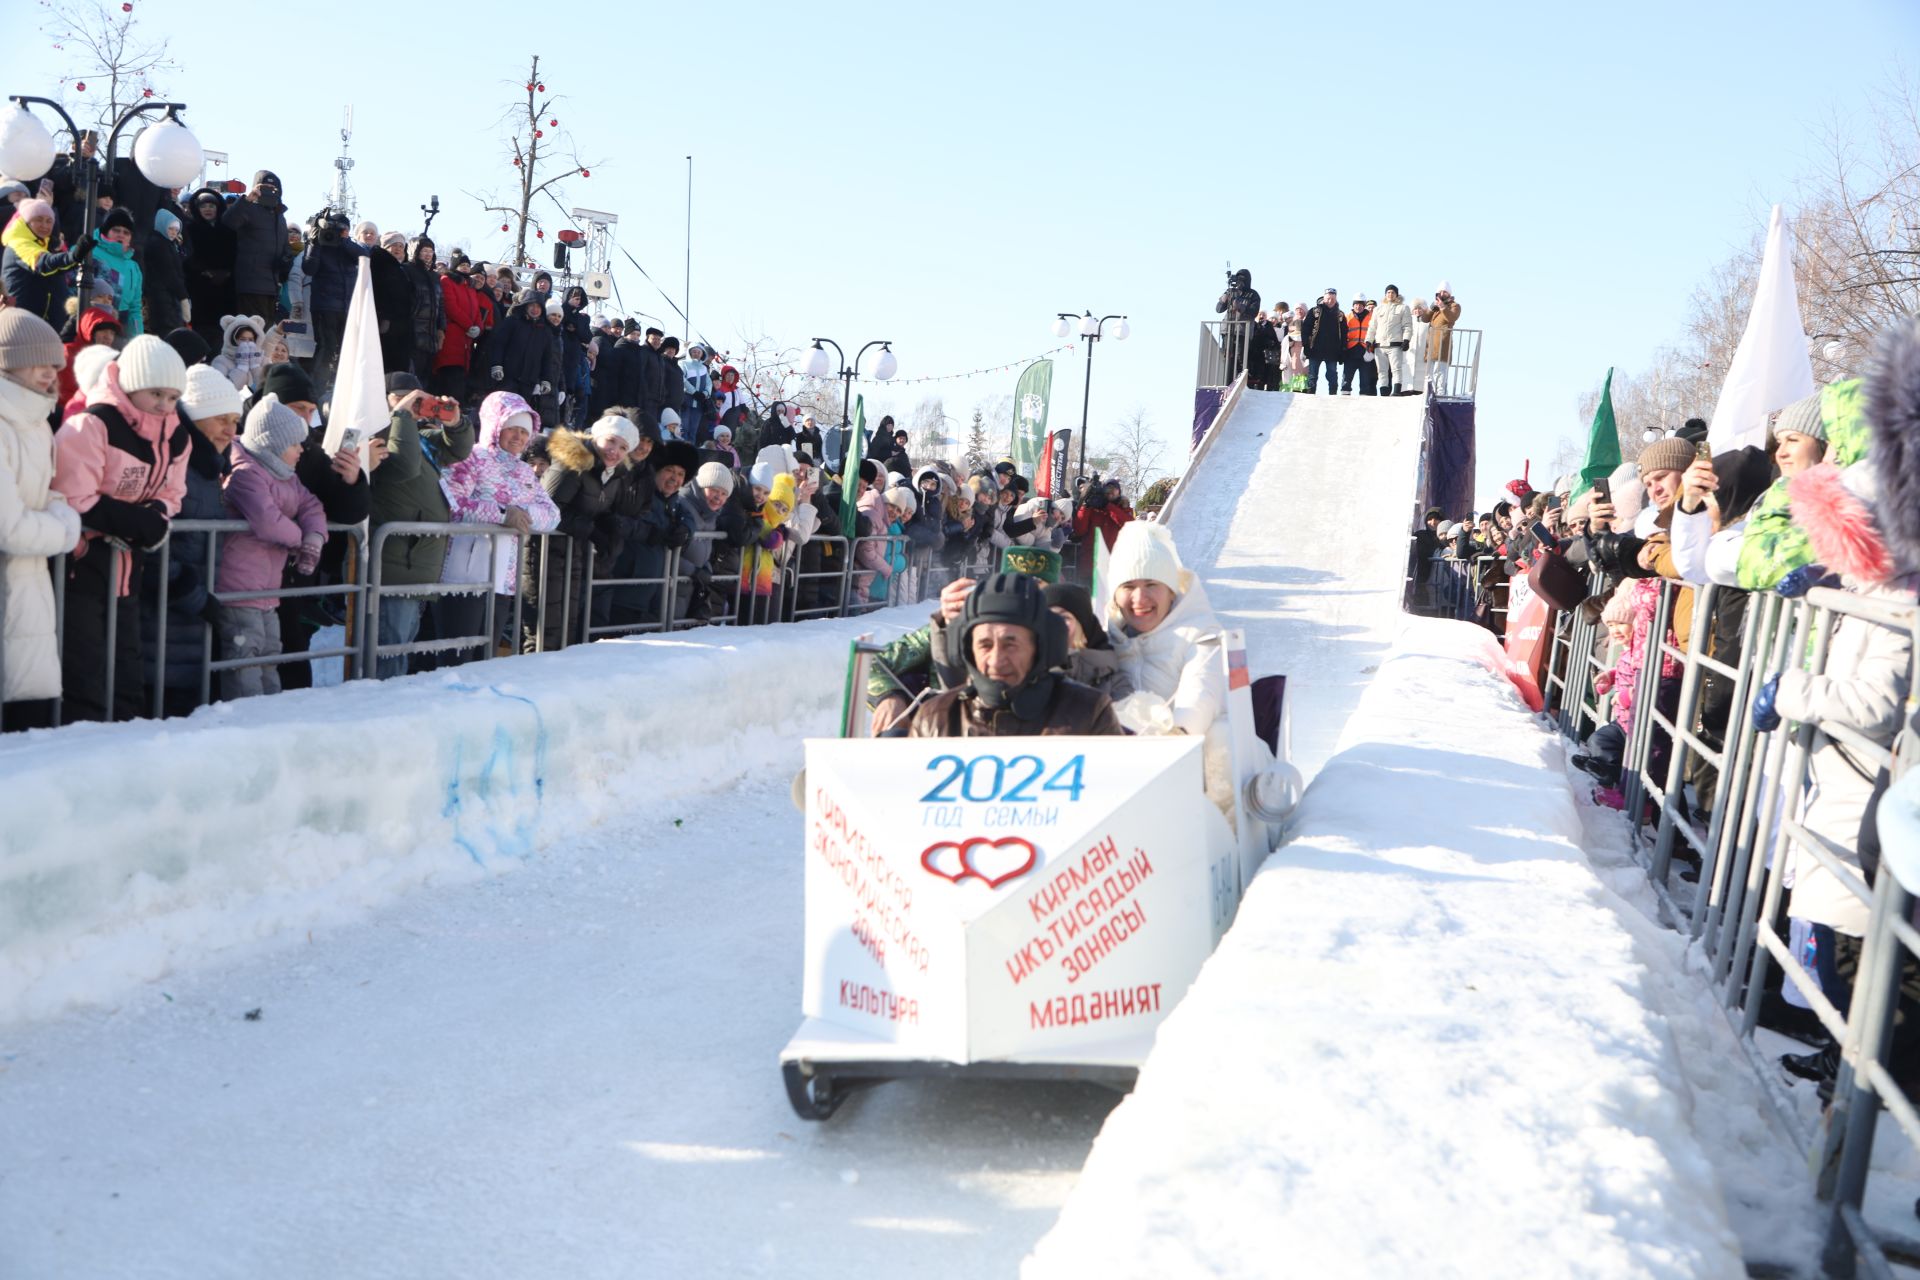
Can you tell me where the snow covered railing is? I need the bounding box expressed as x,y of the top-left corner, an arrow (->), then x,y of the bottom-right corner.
1547,571 -> 1920,1273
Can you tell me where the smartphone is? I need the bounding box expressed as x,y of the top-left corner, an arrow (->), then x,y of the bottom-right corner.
1695,440 -> 1713,463
1530,520 -> 1556,546
422,396 -> 461,424
338,428 -> 362,453
1591,475 -> 1611,503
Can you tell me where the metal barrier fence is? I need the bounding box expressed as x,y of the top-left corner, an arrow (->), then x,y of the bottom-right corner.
2,519 -> 974,732
1430,328 -> 1483,402
1403,549 -> 1506,630
1197,321 -> 1252,389
1197,321 -> 1483,403
1544,569 -> 1920,1273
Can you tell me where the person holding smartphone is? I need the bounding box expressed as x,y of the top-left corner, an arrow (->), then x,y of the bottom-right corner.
367,373 -> 475,677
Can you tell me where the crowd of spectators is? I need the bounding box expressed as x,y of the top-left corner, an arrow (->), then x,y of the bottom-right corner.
1408,325 -> 1920,1109
0,158 -> 1159,732
1215,268 -> 1462,396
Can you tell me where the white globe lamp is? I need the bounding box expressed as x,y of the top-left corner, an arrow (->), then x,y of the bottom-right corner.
804,343 -> 832,379
871,347 -> 898,381
1050,316 -> 1072,339
131,116 -> 204,189
0,103 -> 57,182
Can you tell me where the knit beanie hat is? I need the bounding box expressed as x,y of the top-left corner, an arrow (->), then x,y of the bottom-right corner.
694,461 -> 734,496
1636,437 -> 1696,479
163,326 -> 210,368
154,208 -> 181,239
179,364 -> 245,422
0,308 -> 66,370
1044,580 -> 1106,648
385,371 -> 424,396
260,361 -> 316,406
1774,391 -> 1827,443
243,392 -> 309,457
115,333 -> 187,393
1104,520 -> 1189,597
14,197 -> 53,226
98,206 -> 136,236
749,459 -> 782,491
884,484 -> 917,516
71,343 -> 114,397
589,414 -> 640,451
1601,588 -> 1633,627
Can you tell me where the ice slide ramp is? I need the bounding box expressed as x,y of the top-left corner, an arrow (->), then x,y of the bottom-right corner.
1160,388 -> 1428,778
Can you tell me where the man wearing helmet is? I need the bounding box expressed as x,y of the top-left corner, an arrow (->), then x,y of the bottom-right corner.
893,573 -> 1126,738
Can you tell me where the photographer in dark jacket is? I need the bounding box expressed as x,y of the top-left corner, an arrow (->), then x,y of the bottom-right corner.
222,171 -> 290,319
182,187 -> 237,346
1215,268 -> 1260,384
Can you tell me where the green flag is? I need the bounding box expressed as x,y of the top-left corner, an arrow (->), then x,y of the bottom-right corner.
840,394 -> 867,541
1010,359 -> 1054,473
1574,368 -> 1622,499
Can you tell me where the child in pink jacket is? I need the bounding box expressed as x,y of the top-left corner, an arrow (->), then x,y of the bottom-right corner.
216,394 -> 326,698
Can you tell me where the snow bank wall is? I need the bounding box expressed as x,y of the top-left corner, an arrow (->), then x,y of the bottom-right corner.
1025,618 -> 1747,1280
0,610 -> 920,1026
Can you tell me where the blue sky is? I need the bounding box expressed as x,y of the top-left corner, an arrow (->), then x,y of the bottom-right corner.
8,0 -> 1916,510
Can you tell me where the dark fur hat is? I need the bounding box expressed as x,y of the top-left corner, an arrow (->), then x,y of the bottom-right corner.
1867,319 -> 1920,574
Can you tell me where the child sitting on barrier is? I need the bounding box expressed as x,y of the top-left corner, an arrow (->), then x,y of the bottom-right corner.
216,394 -> 327,698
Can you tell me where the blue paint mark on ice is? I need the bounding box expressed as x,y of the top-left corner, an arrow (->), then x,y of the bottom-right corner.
440,683 -> 551,867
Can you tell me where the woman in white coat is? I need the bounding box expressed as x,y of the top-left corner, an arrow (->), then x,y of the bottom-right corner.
0,310 -> 84,723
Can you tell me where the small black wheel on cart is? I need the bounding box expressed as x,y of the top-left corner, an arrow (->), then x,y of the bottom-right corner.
782,1061 -> 845,1121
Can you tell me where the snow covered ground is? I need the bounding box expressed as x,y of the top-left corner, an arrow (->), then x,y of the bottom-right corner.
1026,619 -> 1771,1278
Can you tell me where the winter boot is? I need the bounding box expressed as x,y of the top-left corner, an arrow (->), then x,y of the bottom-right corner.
1781,1041 -> 1841,1086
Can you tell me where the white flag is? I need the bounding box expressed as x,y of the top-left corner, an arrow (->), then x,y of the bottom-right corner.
321,255 -> 391,463
1706,204 -> 1815,452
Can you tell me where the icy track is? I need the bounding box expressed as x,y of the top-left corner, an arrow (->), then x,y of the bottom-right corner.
0,612 -> 1130,1278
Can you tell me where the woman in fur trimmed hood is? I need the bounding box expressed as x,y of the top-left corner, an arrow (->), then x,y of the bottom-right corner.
520,412 -> 648,651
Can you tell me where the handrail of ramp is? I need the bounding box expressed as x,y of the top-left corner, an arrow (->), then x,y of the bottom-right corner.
1156,371 -> 1247,532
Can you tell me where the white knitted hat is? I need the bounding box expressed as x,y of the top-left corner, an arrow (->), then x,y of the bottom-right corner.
589,414 -> 639,451
694,461 -> 734,496
1105,520 -> 1190,597
70,343 -> 116,399
179,364 -> 245,422
116,333 -> 187,394
884,484 -> 917,516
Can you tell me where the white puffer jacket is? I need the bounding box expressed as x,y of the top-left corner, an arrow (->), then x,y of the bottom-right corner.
1776,578 -> 1917,936
0,374 -> 83,701
1366,300 -> 1413,345
1108,580 -> 1226,738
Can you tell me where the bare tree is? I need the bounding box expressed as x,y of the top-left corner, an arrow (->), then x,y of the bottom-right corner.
909,396 -> 948,466
41,0 -> 179,136
1101,406 -> 1169,500
472,56 -> 602,269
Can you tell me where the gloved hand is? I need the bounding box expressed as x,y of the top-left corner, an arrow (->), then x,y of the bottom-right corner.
295,531 -> 325,576
130,500 -> 171,550
1084,488 -> 1108,510
1776,564 -> 1840,598
664,519 -> 692,550
490,366 -> 505,381
1751,674 -> 1783,732
72,235 -> 94,261
467,326 -> 481,339
532,381 -> 550,396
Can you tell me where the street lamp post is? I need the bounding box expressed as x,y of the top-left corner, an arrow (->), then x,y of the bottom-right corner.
1050,310 -> 1128,506
1,96 -> 201,310
805,337 -> 897,469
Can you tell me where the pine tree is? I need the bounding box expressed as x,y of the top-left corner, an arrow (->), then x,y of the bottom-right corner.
964,410 -> 992,473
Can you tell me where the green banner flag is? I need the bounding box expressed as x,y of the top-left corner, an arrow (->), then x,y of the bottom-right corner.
840,394 -> 867,541
1010,359 -> 1054,473
1574,368 -> 1622,499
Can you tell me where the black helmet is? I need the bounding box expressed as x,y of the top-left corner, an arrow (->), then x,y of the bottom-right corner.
954,574 -> 1066,716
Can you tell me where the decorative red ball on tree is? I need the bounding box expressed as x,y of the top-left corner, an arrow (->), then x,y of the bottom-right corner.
549,119 -> 558,127
142,88 -> 153,98
536,83 -> 545,92
75,82 -> 87,92
500,224 -> 509,232
513,157 -> 522,166
580,169 -> 590,177
122,2 -> 132,10
533,130 -> 543,138
536,230 -> 545,239
526,83 -> 534,91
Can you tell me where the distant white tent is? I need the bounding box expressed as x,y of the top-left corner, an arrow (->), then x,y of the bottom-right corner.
1706,204 -> 1815,452
321,256 -> 390,463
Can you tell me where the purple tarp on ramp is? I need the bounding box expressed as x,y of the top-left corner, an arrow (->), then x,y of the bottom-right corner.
1423,395 -> 1476,518
1192,388 -> 1227,450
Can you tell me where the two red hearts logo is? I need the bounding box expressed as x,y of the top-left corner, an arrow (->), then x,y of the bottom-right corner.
920,836 -> 1037,889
